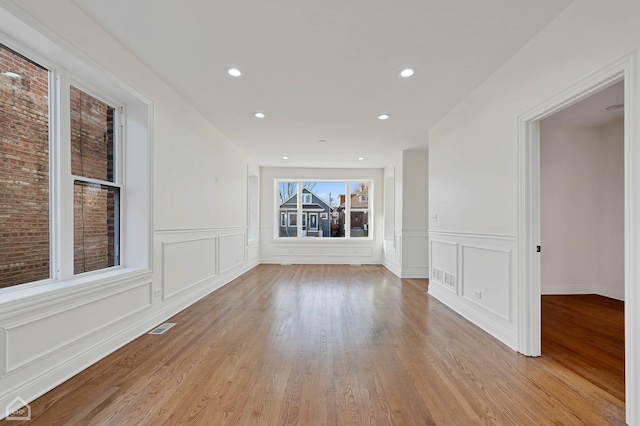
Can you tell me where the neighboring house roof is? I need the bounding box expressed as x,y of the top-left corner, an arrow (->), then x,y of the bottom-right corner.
279,187 -> 333,211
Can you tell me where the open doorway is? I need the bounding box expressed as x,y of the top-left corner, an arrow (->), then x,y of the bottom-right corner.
517,51 -> 639,425
539,81 -> 625,401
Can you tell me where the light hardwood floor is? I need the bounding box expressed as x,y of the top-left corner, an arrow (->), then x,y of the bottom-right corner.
2,265 -> 625,425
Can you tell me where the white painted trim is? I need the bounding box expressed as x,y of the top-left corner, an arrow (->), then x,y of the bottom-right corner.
428,230 -> 516,240
517,50 -> 639,425
155,226 -> 247,234
460,244 -> 512,322
218,233 -> 247,274
429,283 -> 517,350
1,281 -> 152,375
541,286 -> 624,301
161,237 -> 219,300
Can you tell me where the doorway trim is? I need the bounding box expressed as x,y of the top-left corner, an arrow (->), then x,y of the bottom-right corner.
517,50 -> 639,424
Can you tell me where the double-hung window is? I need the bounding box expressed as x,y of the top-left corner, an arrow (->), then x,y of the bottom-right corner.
1,42 -> 127,290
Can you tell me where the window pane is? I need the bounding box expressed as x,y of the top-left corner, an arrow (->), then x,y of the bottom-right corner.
301,181 -> 345,238
0,44 -> 50,288
278,181 -> 297,237
74,181 -> 119,274
350,182 -> 369,238
70,86 -> 115,182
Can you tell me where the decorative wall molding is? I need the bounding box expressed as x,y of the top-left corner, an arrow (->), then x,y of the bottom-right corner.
402,229 -> 429,278
429,230 -> 516,241
461,244 -> 512,322
1,281 -> 152,375
155,226 -> 247,235
428,232 -> 517,350
219,233 -> 247,274
162,237 -> 218,300
0,258 -> 256,419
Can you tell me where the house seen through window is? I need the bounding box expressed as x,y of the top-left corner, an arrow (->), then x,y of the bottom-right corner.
277,180 -> 371,238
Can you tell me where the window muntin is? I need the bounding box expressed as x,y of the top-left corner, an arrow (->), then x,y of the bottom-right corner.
276,180 -> 372,239
0,43 -> 51,289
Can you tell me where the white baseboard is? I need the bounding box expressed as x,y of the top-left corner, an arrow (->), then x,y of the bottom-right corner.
542,285 -> 624,301
429,283 -> 517,351
383,257 -> 401,277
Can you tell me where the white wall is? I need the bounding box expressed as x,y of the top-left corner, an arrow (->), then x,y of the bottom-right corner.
260,167 -> 384,265
382,149 -> 429,278
540,119 -> 624,300
401,150 -> 429,278
0,0 -> 259,415
597,120 -> 625,299
428,0 -> 640,351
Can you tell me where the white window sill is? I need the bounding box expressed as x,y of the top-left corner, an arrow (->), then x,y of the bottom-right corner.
0,267 -> 152,311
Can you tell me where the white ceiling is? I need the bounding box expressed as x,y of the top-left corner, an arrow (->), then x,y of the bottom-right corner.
542,81 -> 624,128
72,0 -> 573,168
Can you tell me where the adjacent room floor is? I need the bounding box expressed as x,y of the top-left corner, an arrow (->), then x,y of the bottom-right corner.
2,265 -> 625,425
542,294 -> 625,402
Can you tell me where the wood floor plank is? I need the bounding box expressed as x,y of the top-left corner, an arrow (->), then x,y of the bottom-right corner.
1,265 -> 625,425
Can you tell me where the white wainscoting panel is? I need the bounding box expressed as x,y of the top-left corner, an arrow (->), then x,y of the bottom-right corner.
3,282 -> 151,374
219,234 -> 247,274
428,231 -> 518,350
383,233 -> 401,277
430,240 -> 458,293
461,245 -> 512,321
162,237 -> 218,299
402,229 -> 429,278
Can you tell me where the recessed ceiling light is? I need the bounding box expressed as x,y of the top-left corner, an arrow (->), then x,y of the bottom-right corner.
1,71 -> 20,79
358,157 -> 365,161
606,104 -> 624,110
254,112 -> 265,118
377,114 -> 390,120
318,139 -> 327,143
282,156 -> 289,160
399,68 -> 415,78
227,68 -> 242,77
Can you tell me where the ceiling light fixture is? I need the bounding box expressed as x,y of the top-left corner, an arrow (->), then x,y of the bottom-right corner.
606,104 -> 624,110
1,71 -> 21,79
318,139 -> 327,143
377,114 -> 390,120
399,68 -> 415,78
227,68 -> 242,77
282,156 -> 289,160
358,157 -> 365,161
254,112 -> 265,118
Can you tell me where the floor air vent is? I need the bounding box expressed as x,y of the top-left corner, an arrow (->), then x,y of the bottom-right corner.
148,323 -> 177,335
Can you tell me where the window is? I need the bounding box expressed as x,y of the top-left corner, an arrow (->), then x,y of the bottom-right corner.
0,44 -> 50,288
275,180 -> 372,239
350,182 -> 369,238
71,86 -> 121,274
0,41 -> 142,291
288,212 -> 297,227
280,212 -> 286,227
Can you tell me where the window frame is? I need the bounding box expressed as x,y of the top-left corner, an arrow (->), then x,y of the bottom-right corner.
67,79 -> 125,277
0,25 -> 151,296
274,179 -> 373,240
